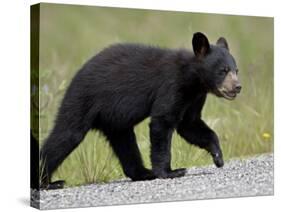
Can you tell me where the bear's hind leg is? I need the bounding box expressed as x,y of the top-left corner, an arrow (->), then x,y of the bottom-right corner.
104,128 -> 156,181
40,127 -> 88,189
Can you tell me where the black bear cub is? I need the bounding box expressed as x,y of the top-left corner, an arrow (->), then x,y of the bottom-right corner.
40,32 -> 241,189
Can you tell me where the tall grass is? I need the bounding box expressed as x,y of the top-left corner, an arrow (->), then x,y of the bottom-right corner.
36,3 -> 273,187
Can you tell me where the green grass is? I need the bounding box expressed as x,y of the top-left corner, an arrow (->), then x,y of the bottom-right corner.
34,3 -> 273,187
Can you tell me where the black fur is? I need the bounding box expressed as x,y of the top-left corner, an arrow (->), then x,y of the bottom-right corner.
40,32 -> 239,189
31,130 -> 39,189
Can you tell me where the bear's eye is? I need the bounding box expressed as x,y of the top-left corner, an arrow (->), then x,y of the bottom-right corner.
224,66 -> 230,72
220,67 -> 229,75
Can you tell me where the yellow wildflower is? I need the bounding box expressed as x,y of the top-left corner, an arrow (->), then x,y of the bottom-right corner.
262,132 -> 271,140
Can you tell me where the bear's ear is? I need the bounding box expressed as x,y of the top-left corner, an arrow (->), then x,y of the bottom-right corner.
216,37 -> 229,51
192,32 -> 210,58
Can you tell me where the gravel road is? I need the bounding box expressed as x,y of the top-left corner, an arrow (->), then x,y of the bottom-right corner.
31,154 -> 274,210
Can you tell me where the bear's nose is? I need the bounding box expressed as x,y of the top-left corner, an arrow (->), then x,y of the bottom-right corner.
235,85 -> 242,93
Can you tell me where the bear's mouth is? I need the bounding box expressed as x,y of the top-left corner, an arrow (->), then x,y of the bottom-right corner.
215,88 -> 237,100
220,90 -> 236,100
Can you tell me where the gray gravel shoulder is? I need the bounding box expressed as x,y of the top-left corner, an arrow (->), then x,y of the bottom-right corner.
31,154 -> 274,210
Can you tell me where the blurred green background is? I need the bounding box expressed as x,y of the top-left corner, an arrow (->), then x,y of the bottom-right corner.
35,3 -> 273,187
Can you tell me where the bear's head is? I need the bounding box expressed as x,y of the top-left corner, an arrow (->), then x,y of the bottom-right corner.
192,32 -> 242,100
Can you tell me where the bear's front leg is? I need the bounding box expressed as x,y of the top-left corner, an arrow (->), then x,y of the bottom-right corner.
177,118 -> 224,168
149,117 -> 186,179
